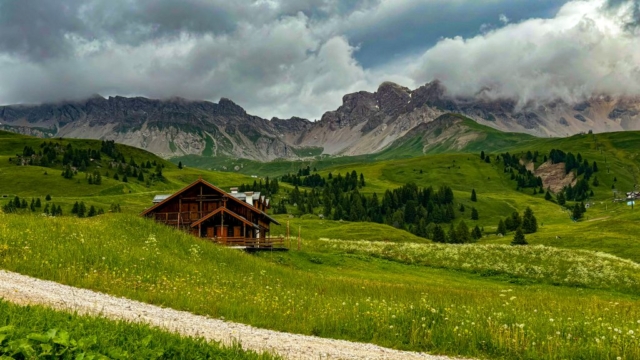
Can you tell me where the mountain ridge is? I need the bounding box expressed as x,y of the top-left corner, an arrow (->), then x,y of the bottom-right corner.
1,80 -> 639,161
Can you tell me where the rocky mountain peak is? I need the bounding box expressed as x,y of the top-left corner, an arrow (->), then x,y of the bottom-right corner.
375,81 -> 412,116
217,98 -> 246,116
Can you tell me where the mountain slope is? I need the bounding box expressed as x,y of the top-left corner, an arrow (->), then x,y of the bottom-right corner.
376,113 -> 536,159
2,81 -> 640,161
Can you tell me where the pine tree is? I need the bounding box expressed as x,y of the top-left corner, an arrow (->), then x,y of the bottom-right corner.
77,202 -> 86,218
456,221 -> 471,243
506,211 -> 522,231
545,190 -> 552,201
556,192 -> 566,206
432,225 -> 446,243
471,207 -> 479,220
572,203 -> 584,220
45,194 -> 51,201
511,227 -> 527,245
471,189 -> 477,202
178,161 -> 183,169
447,223 -> 458,243
592,176 -> 599,187
88,205 -> 96,217
43,204 -> 50,215
35,198 -> 42,208
522,207 -> 538,234
459,203 -> 465,212
471,225 -> 482,240
72,201 -> 79,214
113,173 -> 119,180
137,171 -> 144,181
122,175 -> 128,183
480,151 -> 485,160
497,219 -> 507,235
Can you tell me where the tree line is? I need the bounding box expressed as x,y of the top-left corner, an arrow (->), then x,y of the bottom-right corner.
2,195 -> 62,216
237,177 -> 280,197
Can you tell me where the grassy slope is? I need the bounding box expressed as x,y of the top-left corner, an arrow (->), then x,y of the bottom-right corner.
0,130 -> 255,214
0,301 -> 277,360
375,114 -> 537,159
1,213 -> 640,360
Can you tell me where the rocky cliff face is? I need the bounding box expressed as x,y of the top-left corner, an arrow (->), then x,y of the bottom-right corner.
1,81 -> 639,161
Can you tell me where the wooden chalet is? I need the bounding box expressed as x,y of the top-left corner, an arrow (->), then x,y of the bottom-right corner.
141,178 -> 282,248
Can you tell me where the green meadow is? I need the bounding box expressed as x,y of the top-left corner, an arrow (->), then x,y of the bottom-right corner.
1,213 -> 640,359
0,300 -> 277,359
0,125 -> 640,359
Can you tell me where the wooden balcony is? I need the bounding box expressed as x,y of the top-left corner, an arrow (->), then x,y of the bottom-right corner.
207,236 -> 285,249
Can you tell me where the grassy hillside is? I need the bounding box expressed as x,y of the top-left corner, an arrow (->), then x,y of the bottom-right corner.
1,213 -> 640,360
0,130 -> 255,214
0,301 -> 276,359
376,114 -> 537,159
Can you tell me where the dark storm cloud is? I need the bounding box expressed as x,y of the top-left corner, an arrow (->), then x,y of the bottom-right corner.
0,0 -> 242,61
81,0 -> 239,45
0,0 -> 86,60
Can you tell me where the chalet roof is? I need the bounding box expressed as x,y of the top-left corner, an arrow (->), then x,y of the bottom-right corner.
140,178 -> 280,225
153,195 -> 171,203
190,207 -> 259,229
230,191 -> 261,201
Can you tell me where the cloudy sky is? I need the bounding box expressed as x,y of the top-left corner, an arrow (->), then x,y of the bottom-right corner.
1,0 -> 639,119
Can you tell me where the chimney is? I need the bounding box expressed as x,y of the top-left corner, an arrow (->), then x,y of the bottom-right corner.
245,191 -> 254,206
230,187 -> 238,194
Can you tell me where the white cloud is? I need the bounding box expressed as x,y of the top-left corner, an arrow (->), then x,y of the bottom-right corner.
410,0 -> 640,104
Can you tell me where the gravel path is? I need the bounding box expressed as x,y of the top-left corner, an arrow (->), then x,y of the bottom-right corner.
0,270 -> 468,360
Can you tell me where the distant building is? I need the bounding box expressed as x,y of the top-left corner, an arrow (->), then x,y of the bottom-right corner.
626,191 -> 640,200
141,178 -> 281,248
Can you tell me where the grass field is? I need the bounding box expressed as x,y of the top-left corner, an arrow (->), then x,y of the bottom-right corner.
0,300 -> 277,359
1,213 -> 640,359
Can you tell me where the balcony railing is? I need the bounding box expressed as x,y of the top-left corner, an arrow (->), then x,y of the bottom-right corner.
207,236 -> 285,248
